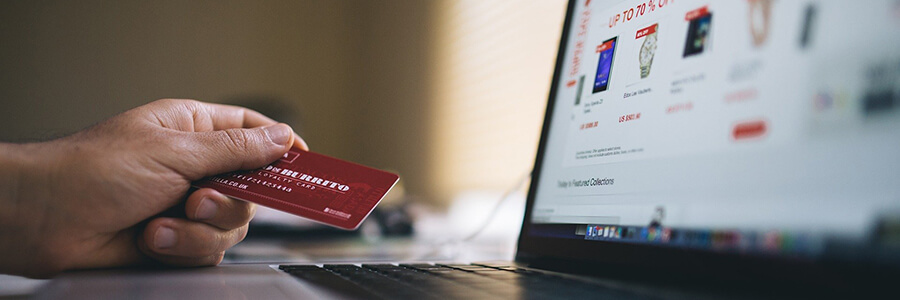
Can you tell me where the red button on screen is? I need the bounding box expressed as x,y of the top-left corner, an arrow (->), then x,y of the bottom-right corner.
733,120 -> 767,140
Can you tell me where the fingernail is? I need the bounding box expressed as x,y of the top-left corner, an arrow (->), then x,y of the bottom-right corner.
196,197 -> 217,220
295,134 -> 310,151
265,124 -> 292,146
155,227 -> 177,249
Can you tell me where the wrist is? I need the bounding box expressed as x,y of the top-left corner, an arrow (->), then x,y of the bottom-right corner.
0,144 -> 21,224
0,142 -> 61,277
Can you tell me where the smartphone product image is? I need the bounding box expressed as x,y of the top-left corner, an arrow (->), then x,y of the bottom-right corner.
683,10 -> 712,57
593,36 -> 618,93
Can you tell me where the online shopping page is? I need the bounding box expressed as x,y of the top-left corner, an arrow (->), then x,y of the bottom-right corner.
532,0 -> 900,242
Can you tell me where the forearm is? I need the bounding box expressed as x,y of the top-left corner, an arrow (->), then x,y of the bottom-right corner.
0,142 -> 57,277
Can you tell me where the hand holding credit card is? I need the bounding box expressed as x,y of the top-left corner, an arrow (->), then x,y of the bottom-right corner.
193,146 -> 399,230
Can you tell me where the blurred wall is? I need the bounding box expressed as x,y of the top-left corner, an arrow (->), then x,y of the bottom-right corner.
349,1 -> 435,204
430,1 -> 566,200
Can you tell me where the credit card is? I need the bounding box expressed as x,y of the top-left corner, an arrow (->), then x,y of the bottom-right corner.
192,147 -> 399,230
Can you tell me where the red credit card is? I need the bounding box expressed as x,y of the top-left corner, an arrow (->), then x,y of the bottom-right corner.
192,147 -> 399,230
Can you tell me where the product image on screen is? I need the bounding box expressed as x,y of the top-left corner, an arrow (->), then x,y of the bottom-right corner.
799,4 -> 816,48
748,0 -> 773,47
683,10 -> 712,57
575,75 -> 585,105
637,24 -> 658,79
593,37 -> 618,93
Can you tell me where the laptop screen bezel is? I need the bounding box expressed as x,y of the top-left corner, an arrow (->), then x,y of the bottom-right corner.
513,0 -> 890,286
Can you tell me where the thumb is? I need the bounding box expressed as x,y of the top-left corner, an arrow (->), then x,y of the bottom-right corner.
175,123 -> 294,179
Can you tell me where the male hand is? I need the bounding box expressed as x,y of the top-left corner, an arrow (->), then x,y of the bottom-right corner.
0,99 -> 307,278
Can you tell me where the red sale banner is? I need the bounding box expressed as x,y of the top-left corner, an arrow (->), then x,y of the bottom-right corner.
685,6 -> 709,21
635,23 -> 658,39
596,39 -> 615,53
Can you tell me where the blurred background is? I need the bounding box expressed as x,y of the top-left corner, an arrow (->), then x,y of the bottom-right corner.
0,0 -> 565,207
0,0 -> 567,271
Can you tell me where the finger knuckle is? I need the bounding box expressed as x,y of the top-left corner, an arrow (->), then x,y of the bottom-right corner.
153,98 -> 177,105
222,128 -> 251,153
193,233 -> 223,257
236,202 -> 256,222
237,225 -> 250,241
211,252 -> 225,265
153,98 -> 184,108
155,98 -> 196,104
214,231 -> 231,253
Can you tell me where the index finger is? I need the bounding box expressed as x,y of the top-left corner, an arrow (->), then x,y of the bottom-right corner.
203,102 -> 278,130
202,102 -> 309,150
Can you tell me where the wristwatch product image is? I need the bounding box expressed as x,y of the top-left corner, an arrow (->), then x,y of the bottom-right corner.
639,24 -> 658,79
749,0 -> 772,47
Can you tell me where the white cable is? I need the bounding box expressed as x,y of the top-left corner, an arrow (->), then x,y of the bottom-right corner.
456,171 -> 532,244
408,171 -> 532,261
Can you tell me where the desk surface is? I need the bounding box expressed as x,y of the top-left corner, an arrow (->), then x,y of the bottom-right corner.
0,235 -> 515,299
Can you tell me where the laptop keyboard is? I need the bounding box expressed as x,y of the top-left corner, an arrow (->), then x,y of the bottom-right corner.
279,263 -> 653,299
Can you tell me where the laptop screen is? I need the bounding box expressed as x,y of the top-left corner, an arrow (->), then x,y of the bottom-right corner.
525,0 -> 900,264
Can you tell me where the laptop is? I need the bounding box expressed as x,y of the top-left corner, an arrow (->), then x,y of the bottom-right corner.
36,0 -> 900,298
